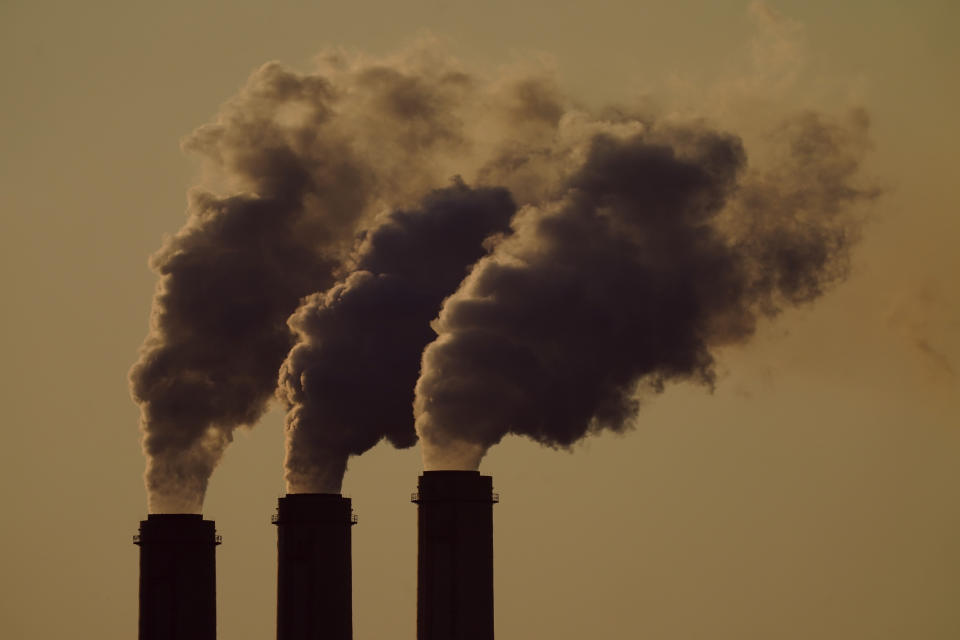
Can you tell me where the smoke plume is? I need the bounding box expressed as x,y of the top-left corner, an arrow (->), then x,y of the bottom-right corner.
415,110 -> 877,470
278,180 -> 515,492
129,49 -> 503,512
130,45 -> 560,510
128,63 -> 373,513
131,41 -> 876,507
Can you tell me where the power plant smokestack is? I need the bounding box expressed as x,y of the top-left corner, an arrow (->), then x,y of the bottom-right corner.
274,493 -> 357,640
134,514 -> 221,640
413,471 -> 498,640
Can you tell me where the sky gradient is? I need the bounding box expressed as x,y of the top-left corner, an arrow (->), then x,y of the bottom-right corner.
1,1 -> 957,638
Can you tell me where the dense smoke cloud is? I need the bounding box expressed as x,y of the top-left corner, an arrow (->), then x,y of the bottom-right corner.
415,111 -> 876,470
278,180 -> 515,492
130,46 -> 553,510
131,41 -> 876,508
130,63 -> 368,513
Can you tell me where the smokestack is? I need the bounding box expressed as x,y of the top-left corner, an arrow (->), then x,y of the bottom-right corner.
134,514 -> 221,640
274,493 -> 357,640
413,471 -> 498,640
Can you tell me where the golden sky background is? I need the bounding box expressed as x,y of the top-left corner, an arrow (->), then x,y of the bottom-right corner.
1,1 -> 957,638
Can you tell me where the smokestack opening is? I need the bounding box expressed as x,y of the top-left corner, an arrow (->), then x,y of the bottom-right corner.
274,493 -> 356,640
413,471 -> 498,640
134,514 -> 220,640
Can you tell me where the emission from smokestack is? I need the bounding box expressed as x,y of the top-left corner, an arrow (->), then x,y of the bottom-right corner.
132,45 -> 876,517
273,493 -> 357,640
413,471 -> 498,640
133,514 -> 221,640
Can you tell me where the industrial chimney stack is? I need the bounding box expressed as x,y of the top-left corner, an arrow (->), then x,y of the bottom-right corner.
134,514 -> 221,640
413,470 -> 498,640
274,493 -> 357,640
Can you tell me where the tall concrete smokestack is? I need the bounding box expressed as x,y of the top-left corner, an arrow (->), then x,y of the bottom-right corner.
273,493 -> 357,640
413,471 -> 498,640
134,514 -> 221,640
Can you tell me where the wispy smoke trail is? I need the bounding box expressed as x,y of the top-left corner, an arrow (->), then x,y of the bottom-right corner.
415,111 -> 877,470
278,180 -> 515,492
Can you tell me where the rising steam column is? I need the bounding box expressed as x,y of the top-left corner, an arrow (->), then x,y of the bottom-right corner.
134,514 -> 221,640
274,493 -> 357,640
413,470 -> 499,640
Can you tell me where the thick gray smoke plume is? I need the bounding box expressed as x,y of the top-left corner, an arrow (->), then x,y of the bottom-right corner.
129,63 -> 373,513
131,41 -> 876,508
415,111 -> 877,469
278,180 -> 515,492
130,49 -> 500,512
130,45 -> 561,511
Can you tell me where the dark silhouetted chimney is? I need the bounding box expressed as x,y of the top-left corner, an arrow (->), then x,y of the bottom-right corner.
274,493 -> 356,640
134,514 -> 221,640
413,470 -> 498,640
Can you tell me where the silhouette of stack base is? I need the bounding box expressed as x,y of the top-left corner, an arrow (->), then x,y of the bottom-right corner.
274,493 -> 355,640
135,513 -> 220,640
413,470 -> 497,640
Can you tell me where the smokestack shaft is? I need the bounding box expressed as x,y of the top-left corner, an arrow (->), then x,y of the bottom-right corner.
274,493 -> 355,640
134,514 -> 220,640
414,471 -> 497,640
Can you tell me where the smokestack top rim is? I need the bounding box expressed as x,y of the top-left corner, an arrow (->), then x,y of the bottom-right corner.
274,493 -> 355,526
135,514 -> 220,545
420,469 -> 482,476
415,470 -> 497,503
281,492 -> 349,499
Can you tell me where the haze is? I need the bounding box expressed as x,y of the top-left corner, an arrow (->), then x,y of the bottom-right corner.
2,1 -> 957,639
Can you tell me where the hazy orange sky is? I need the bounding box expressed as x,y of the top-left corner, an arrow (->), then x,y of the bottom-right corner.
2,1 -> 957,639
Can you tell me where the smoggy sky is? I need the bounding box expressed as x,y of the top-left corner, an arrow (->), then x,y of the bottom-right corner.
2,2 -> 958,639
